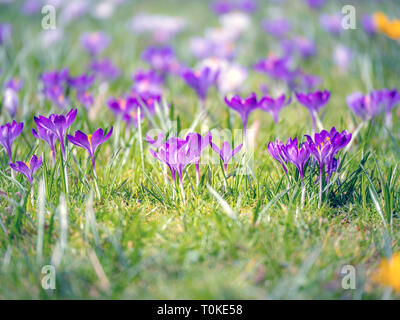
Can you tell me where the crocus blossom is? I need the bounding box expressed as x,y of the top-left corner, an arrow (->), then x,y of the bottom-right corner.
39,68 -> 69,109
0,121 -> 24,162
210,140 -> 242,172
89,58 -> 121,81
32,123 -> 57,164
181,67 -> 218,103
10,154 -> 42,185
186,132 -> 212,182
67,127 -> 113,177
141,46 -> 180,76
224,93 -> 261,133
305,127 -> 352,177
259,94 -> 291,124
281,138 -> 310,179
346,90 -> 386,121
296,90 -> 330,131
80,31 -> 110,56
268,140 -> 288,174
150,136 -> 198,183
34,109 -> 77,161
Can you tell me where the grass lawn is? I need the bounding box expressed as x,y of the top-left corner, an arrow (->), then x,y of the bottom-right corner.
0,0 -> 400,299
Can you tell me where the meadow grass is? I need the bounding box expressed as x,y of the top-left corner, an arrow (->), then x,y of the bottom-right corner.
0,0 -> 400,299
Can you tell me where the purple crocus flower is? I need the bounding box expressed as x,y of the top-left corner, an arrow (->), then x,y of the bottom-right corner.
67,127 -> 113,177
141,46 -> 180,76
146,132 -> 166,149
296,90 -> 330,131
210,141 -> 243,172
383,88 -> 400,115
150,136 -> 198,184
262,18 -> 291,38
3,78 -> 23,118
181,67 -> 218,103
361,14 -> 377,36
210,0 -> 235,15
68,74 -> 95,110
346,91 -> 385,121
268,139 -> 288,174
305,127 -> 351,178
320,14 -> 342,36
34,109 -> 77,161
32,123 -> 57,164
0,121 -> 24,162
39,68 -> 69,109
107,96 -> 144,127
0,23 -> 12,45
225,93 -> 261,134
89,58 -> 120,81
80,31 -> 110,56
259,94 -> 291,124
186,132 -> 212,184
132,69 -> 164,96
254,54 -> 294,82
305,0 -> 325,10
10,154 -> 42,185
237,0 -> 257,13
305,127 -> 351,208
281,137 -> 310,180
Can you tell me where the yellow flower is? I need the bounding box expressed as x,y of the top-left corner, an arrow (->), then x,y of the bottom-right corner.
373,12 -> 400,40
373,12 -> 390,32
374,252 -> 400,293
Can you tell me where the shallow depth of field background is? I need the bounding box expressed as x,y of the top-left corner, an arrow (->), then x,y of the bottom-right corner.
0,0 -> 400,299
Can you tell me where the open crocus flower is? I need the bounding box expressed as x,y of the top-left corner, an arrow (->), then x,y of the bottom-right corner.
10,154 -> 42,185
34,109 -> 77,161
0,121 -> 24,162
32,123 -> 57,164
346,90 -> 386,121
305,127 -> 351,207
254,54 -> 294,82
296,90 -> 330,131
67,127 -> 113,177
132,69 -> 164,96
225,93 -> 261,134
181,66 -> 218,103
89,58 -> 121,81
141,46 -> 180,76
150,136 -> 198,184
210,140 -> 243,172
259,94 -> 292,124
80,31 -> 110,56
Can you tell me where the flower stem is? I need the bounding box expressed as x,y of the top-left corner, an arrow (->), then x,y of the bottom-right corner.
318,167 -> 323,209
301,178 -> 305,209
94,176 -> 101,200
60,149 -> 68,195
196,164 -> 200,187
179,179 -> 186,203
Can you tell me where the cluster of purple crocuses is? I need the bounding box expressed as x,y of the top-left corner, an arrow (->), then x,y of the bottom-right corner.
268,127 -> 352,208
1,109 -> 112,197
347,88 -> 400,127
224,89 -> 330,134
147,131 -> 242,200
